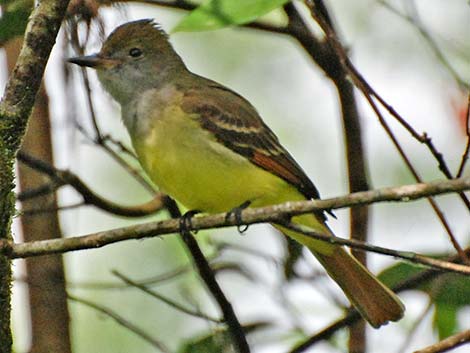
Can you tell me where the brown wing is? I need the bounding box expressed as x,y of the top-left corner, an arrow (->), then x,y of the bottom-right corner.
181,81 -> 320,200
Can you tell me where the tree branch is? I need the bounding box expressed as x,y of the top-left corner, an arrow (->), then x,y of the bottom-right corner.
68,294 -> 170,352
112,270 -> 222,323
281,222 -> 470,275
289,312 -> 360,353
376,0 -> 469,90
1,177 -> 469,259
163,198 -> 251,353
17,151 -> 166,217
413,330 -> 470,353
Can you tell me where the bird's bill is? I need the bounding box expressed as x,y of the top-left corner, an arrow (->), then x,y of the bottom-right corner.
67,54 -> 118,69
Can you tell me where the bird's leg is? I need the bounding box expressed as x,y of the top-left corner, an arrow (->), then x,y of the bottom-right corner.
225,200 -> 251,234
179,209 -> 201,235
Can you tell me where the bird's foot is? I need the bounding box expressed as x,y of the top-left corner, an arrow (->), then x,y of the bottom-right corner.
179,209 -> 200,235
225,201 -> 251,234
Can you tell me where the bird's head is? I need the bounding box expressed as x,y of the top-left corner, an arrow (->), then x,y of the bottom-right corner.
68,19 -> 185,103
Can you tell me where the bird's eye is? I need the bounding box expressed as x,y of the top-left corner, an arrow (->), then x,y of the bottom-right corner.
129,48 -> 143,57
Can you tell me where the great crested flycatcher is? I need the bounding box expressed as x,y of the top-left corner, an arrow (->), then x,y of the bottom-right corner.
69,19 -> 404,327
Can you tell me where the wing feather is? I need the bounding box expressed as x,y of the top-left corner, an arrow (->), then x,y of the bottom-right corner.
181,82 -> 320,200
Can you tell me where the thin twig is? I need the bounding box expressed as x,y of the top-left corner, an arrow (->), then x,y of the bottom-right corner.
20,202 -> 85,216
17,151 -> 165,217
66,255 -> 217,289
68,20 -> 103,142
413,330 -> 470,353
377,0 -> 468,89
102,134 -> 138,159
17,180 -> 62,201
352,68 -> 468,205
112,270 -> 222,323
67,267 -> 190,289
280,222 -> 470,275
289,311 -> 360,353
356,79 -> 468,263
215,241 -> 280,267
68,294 -> 170,353
397,302 -> 433,353
81,65 -> 104,141
75,122 -> 156,194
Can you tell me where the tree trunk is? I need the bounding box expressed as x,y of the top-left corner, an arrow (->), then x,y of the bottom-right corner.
5,37 -> 72,353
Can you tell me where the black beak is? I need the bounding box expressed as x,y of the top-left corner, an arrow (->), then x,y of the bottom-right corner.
67,54 -> 104,68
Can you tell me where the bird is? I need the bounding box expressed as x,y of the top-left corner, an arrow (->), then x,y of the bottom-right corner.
68,19 -> 404,327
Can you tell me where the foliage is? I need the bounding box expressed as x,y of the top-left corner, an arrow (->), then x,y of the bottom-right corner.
173,0 -> 290,32
0,0 -> 31,45
380,260 -> 470,339
177,322 -> 270,353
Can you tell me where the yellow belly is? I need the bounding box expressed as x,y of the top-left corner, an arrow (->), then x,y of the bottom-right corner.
132,105 -> 296,213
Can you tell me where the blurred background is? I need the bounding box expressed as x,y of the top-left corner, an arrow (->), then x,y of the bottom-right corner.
1,0 -> 469,352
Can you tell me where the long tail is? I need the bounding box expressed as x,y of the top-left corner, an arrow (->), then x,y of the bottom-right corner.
276,213 -> 405,328
314,246 -> 404,328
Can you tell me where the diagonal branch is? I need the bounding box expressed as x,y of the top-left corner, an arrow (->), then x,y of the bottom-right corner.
17,151 -> 165,217
413,330 -> 470,353
376,0 -> 469,90
68,294 -> 170,352
112,270 -> 222,323
163,198 -> 251,353
281,222 -> 470,275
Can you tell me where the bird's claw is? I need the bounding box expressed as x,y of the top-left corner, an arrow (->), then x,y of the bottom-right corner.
179,210 -> 200,235
225,201 -> 251,234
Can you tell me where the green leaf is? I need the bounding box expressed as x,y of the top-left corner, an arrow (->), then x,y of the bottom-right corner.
177,322 -> 271,353
434,303 -> 458,339
178,329 -> 233,353
284,237 -> 303,280
378,261 -> 425,289
378,260 -> 470,339
173,0 -> 290,32
0,0 -> 33,46
430,273 -> 470,306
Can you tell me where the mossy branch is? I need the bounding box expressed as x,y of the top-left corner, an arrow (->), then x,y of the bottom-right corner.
0,0 -> 70,351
